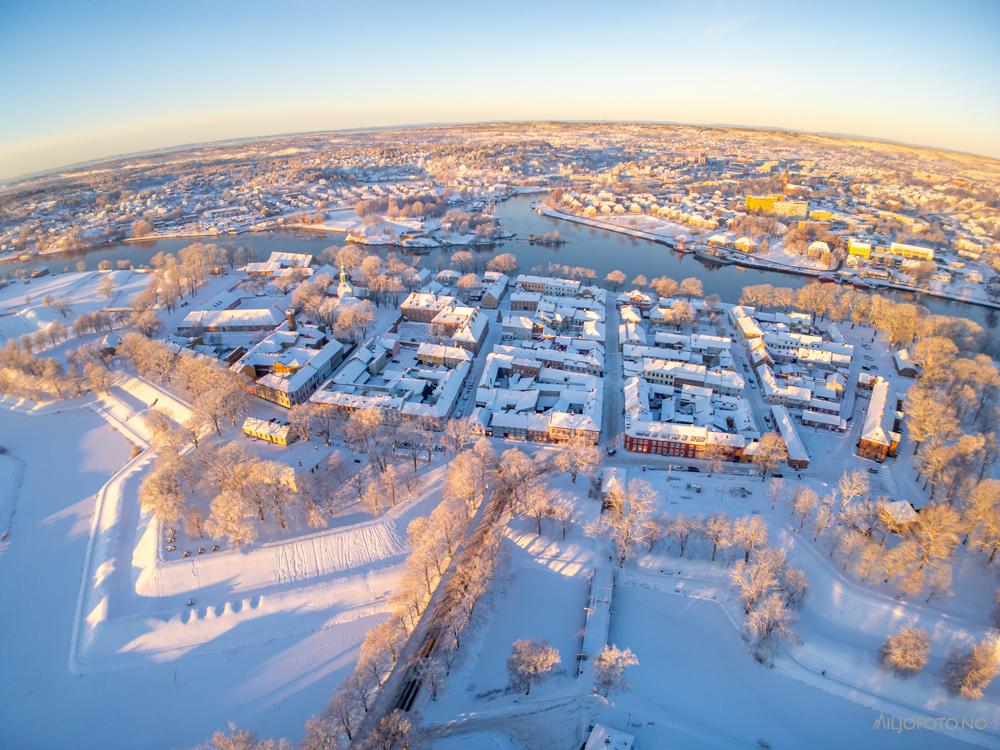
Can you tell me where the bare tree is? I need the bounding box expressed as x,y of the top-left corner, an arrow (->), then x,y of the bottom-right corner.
704,513 -> 733,562
302,712 -> 347,750
498,448 -> 534,511
415,656 -> 447,701
733,515 -> 768,562
360,709 -> 417,750
665,514 -> 697,556
523,482 -> 552,535
768,477 -> 785,510
791,486 -> 818,530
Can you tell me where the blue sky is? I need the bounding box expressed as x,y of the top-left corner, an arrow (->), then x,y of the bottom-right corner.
1,0 -> 998,178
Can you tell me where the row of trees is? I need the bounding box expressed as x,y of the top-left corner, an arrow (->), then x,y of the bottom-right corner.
354,194 -> 447,220
739,281 -> 993,355
117,333 -> 251,437
587,476 -> 807,663
139,428 -> 354,545
881,626 -> 1000,701
302,443 -> 521,748
0,336 -> 113,401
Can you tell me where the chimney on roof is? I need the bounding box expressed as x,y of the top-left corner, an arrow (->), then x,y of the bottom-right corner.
285,308 -> 297,332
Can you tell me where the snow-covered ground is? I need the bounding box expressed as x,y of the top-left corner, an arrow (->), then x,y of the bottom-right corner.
0,386 -> 455,748
0,269 -> 152,345
418,464 -> 999,749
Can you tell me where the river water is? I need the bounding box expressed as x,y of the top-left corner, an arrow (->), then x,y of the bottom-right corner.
6,195 -> 996,330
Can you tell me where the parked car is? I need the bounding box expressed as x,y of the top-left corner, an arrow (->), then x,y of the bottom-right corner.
686,466 -> 700,473
606,447 -> 616,456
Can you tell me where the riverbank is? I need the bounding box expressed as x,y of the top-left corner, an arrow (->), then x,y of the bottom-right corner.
533,202 -> 684,247
535,201 -> 1000,312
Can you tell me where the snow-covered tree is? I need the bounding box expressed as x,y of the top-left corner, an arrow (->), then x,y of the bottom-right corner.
415,656 -> 447,700
360,709 -> 417,750
733,515 -> 768,562
730,547 -> 785,613
554,434 -> 600,484
139,458 -> 186,526
912,503 -> 962,569
945,638 -> 1000,699
487,252 -> 518,274
881,627 -> 930,676
704,513 -> 733,562
592,479 -> 657,567
752,433 -> 787,480
205,491 -> 258,546
507,638 -> 560,695
301,713 -> 348,750
745,593 -> 797,663
791,486 -> 818,530
605,269 -> 626,289
593,644 -> 639,696
498,448 -> 534,510
665,514 -> 697,556
523,482 -> 552,535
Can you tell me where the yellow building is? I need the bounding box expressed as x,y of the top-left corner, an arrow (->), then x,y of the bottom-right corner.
734,236 -> 758,254
848,238 -> 872,259
888,242 -> 934,261
745,194 -> 784,212
242,417 -> 295,446
809,209 -> 833,221
771,200 -> 809,218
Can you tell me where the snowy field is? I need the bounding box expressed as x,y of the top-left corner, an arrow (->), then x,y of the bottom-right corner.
0,269 -> 152,344
419,466 -> 1000,750
605,583 -> 970,750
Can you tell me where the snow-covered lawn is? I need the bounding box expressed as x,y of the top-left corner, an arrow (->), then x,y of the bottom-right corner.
457,538 -> 591,700
606,582 -> 970,750
421,462 -> 999,748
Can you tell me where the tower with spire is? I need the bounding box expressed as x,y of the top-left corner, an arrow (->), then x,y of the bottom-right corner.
337,263 -> 354,300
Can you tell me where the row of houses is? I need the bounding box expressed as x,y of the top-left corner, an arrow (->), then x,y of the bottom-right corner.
472,349 -> 603,444
309,334 -> 470,426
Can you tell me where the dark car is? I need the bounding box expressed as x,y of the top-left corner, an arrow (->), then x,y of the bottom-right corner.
686,466 -> 700,473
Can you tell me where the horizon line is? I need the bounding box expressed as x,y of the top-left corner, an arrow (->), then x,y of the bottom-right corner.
5,118 -> 999,185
